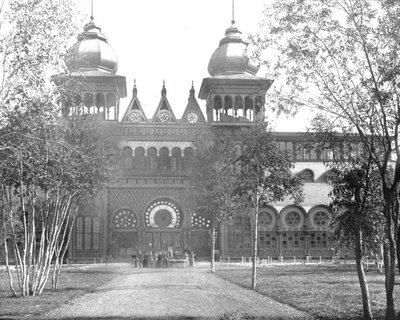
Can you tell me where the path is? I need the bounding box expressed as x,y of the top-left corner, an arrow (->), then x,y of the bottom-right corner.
44,263 -> 316,320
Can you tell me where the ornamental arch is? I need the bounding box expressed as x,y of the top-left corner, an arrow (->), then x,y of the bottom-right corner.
143,198 -> 185,253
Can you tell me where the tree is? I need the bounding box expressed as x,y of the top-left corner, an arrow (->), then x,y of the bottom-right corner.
0,111 -> 118,296
0,0 -> 116,297
237,122 -> 303,289
251,1 -> 400,317
329,158 -> 385,320
191,133 -> 245,273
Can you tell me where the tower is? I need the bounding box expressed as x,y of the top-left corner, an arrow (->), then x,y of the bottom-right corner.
199,17 -> 272,124
66,17 -> 127,120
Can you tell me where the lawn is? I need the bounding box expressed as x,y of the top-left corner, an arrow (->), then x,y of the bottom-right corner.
216,262 -> 400,320
0,264 -> 116,319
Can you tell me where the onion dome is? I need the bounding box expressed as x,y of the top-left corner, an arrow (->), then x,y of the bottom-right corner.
67,18 -> 118,74
208,22 -> 259,77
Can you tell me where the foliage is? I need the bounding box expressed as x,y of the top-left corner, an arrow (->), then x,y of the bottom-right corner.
237,122 -> 303,289
0,0 -> 115,297
0,109 -> 118,297
191,132 -> 244,224
238,122 -> 303,208
251,1 -> 400,317
329,160 -> 385,250
328,158 -> 385,320
191,132 -> 245,272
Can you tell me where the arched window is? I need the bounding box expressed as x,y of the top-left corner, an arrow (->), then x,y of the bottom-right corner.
158,147 -> 170,171
245,96 -> 253,120
122,147 -> 133,169
214,95 -> 222,121
224,95 -> 233,115
75,217 -> 83,250
106,93 -> 116,120
84,217 -> 92,250
133,147 -> 146,170
83,93 -> 93,114
183,147 -> 194,173
234,96 -> 243,117
171,147 -> 182,171
147,147 -> 158,172
255,96 -> 263,115
93,217 -> 100,250
95,93 -> 105,113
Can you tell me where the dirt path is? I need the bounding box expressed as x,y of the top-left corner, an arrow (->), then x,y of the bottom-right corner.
44,263 -> 316,320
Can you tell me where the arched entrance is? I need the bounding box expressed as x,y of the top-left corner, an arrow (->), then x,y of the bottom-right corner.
143,198 -> 184,254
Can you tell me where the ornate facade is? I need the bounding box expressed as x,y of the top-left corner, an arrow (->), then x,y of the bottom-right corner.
66,16 -> 339,262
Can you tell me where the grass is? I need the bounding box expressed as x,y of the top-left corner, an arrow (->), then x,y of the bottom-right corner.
216,262 -> 400,320
0,264 -> 116,318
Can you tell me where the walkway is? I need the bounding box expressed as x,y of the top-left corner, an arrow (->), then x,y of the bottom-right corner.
44,263 -> 316,320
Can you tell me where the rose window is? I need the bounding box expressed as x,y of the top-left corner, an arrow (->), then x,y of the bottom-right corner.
129,111 -> 142,123
145,199 -> 181,228
113,209 -> 137,229
259,211 -> 273,226
191,213 -> 210,229
313,211 -> 329,226
285,211 -> 301,227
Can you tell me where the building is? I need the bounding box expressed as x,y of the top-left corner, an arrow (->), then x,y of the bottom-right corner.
66,13 -> 341,262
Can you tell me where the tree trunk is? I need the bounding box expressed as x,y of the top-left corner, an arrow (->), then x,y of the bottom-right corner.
251,205 -> 259,290
354,228 -> 373,320
397,225 -> 400,275
382,196 -> 396,320
210,223 -> 216,274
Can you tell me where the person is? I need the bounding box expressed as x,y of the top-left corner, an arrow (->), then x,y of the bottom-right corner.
184,251 -> 189,267
132,252 -> 137,267
137,250 -> 143,268
162,251 -> 168,268
143,251 -> 149,267
190,251 -> 195,267
156,253 -> 162,268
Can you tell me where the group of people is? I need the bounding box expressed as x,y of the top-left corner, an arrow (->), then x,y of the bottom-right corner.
131,247 -> 194,268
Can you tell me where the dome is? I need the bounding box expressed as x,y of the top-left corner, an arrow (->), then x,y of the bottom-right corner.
208,23 -> 259,77
68,19 -> 118,74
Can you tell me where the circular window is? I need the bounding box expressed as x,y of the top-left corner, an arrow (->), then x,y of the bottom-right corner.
113,209 -> 137,229
157,112 -> 170,123
285,211 -> 301,227
129,111 -> 142,123
313,211 -> 330,226
259,211 -> 273,226
145,199 -> 182,228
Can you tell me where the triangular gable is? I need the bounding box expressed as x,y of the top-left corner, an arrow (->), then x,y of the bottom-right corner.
151,82 -> 177,124
121,81 -> 148,124
181,84 -> 206,124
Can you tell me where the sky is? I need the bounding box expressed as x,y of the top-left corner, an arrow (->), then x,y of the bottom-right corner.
74,0 -> 312,131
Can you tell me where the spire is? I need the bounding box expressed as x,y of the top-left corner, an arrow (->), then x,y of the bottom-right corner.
231,0 -> 235,26
190,81 -> 195,96
133,79 -> 137,96
161,80 -> 167,96
90,0 -> 94,21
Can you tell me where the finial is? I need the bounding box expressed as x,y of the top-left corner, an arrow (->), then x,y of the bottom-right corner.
190,81 -> 195,96
231,0 -> 235,26
161,80 -> 167,96
133,79 -> 137,96
90,0 -> 94,21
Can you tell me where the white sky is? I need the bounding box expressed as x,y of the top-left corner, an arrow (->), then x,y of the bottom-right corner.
75,0 -> 312,131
